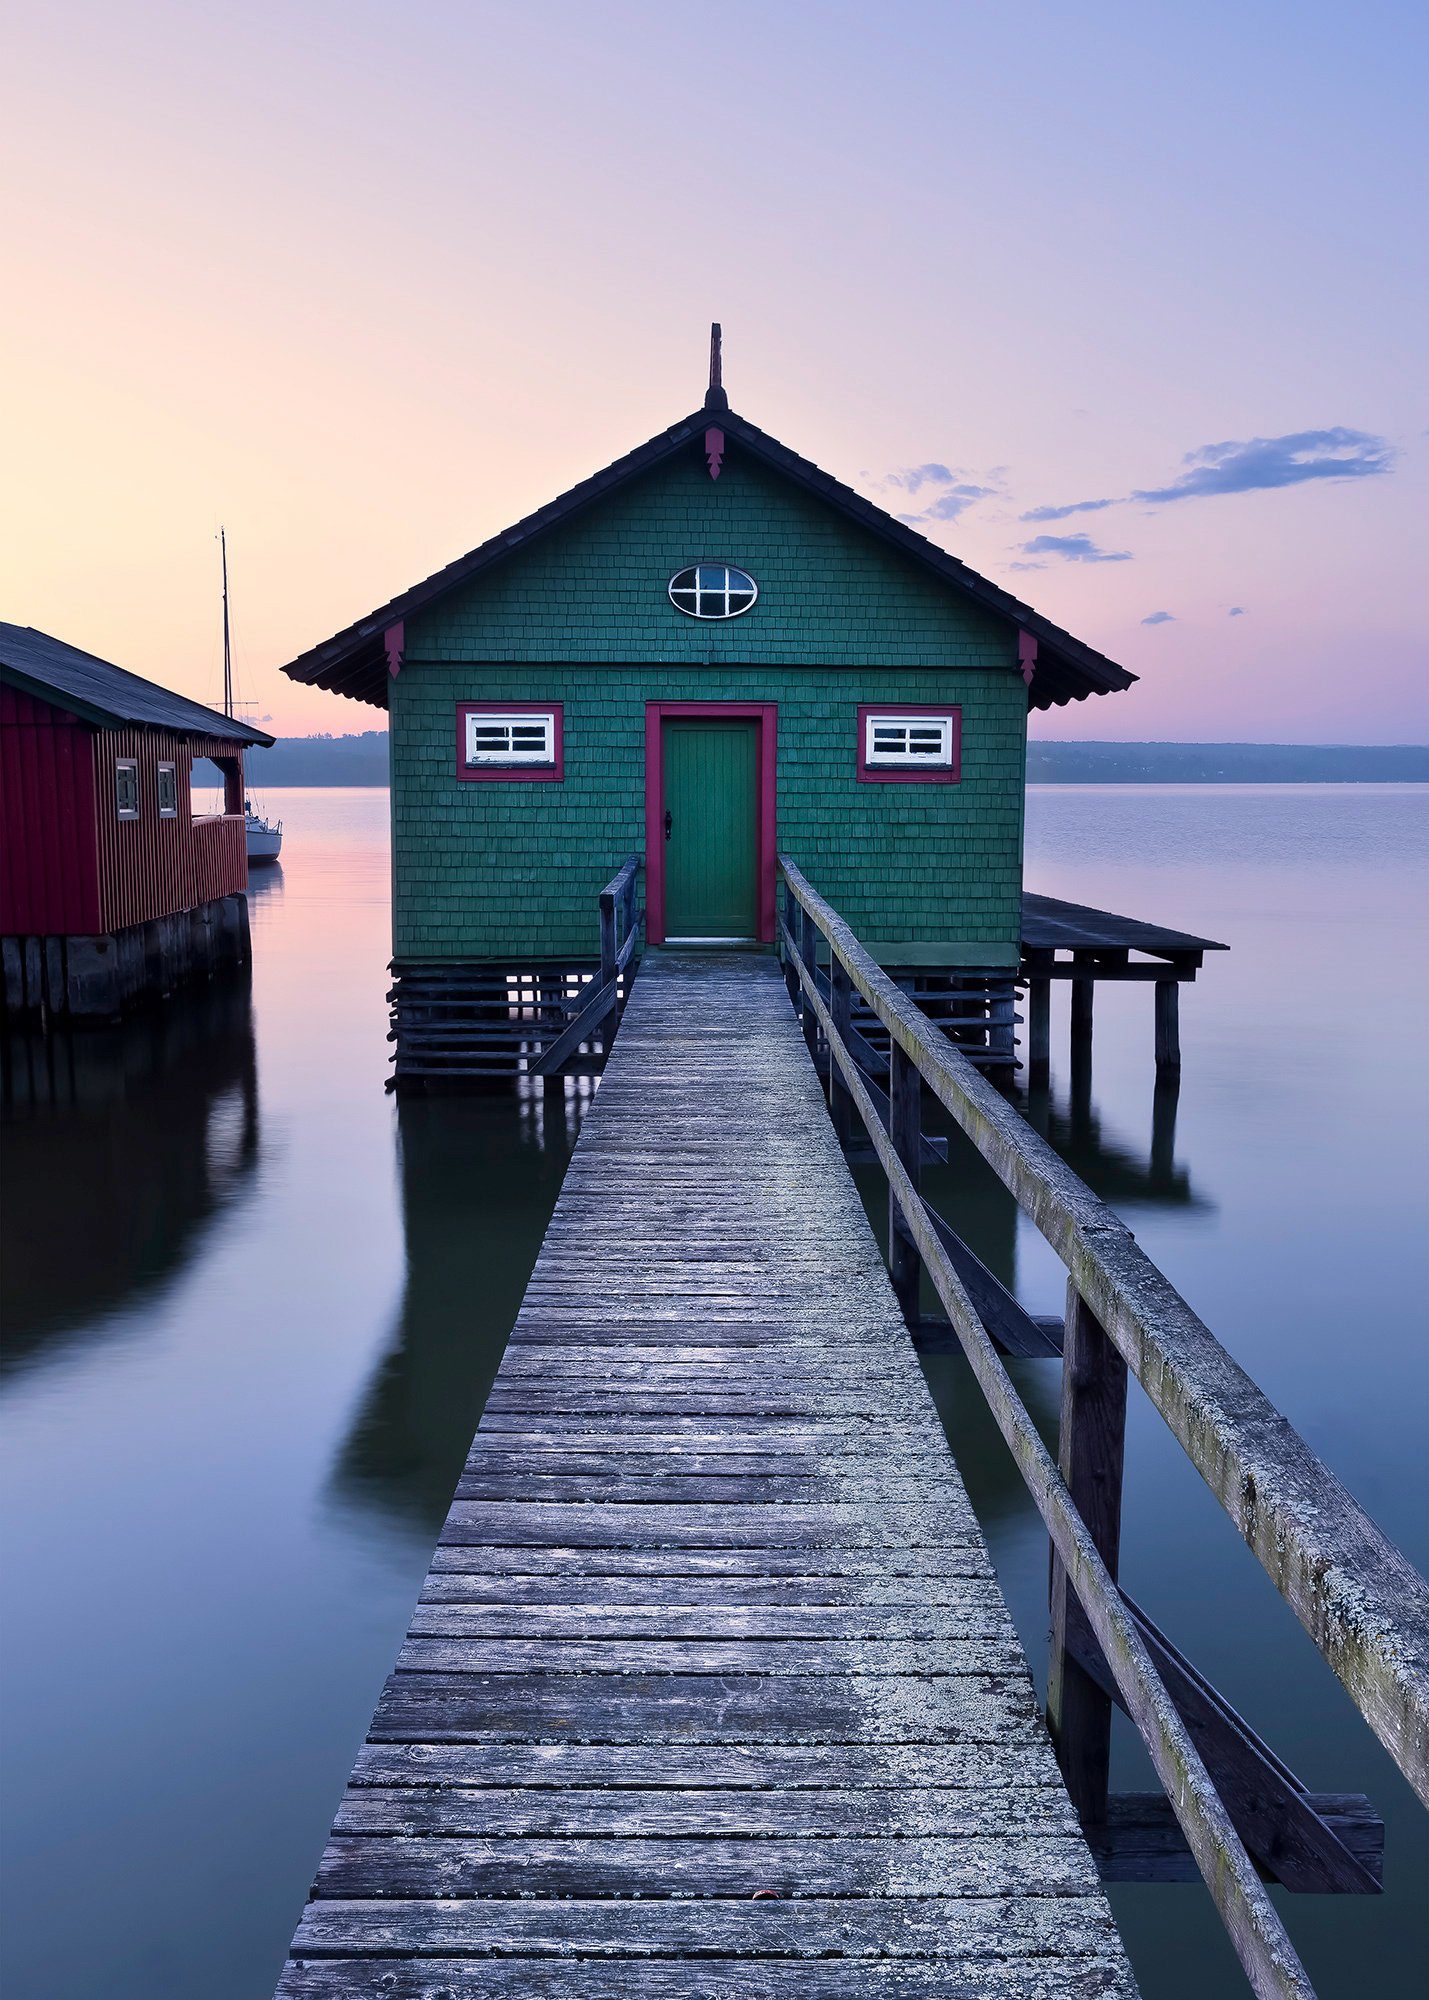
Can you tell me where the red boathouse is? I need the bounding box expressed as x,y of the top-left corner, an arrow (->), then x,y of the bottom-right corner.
1,622 -> 274,1023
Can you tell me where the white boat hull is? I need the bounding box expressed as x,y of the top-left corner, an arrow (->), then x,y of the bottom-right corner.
246,825 -> 282,863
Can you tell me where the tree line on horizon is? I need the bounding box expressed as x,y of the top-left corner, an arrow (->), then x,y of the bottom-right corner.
246,731 -> 1428,786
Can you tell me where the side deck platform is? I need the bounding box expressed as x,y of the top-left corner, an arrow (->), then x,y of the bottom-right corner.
1020,892 -> 1227,1079
277,952 -> 1138,1998
1021,892 -> 1225,967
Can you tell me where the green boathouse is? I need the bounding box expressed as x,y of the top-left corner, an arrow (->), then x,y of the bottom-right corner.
281,332 -> 1133,1081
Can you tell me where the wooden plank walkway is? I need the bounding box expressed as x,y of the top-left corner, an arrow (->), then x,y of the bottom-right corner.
277,951 -> 1139,2000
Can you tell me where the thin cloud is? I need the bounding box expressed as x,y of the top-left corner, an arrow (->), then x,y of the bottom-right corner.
1023,496 -> 1117,523
1228,606 -> 1247,617
884,463 -> 956,494
1141,611 -> 1175,625
1135,428 -> 1393,502
878,462 -> 998,527
1022,426 -> 1394,521
918,487 -> 996,522
1020,533 -> 1132,564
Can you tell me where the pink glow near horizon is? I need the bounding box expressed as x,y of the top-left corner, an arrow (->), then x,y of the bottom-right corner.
3,2 -> 1425,743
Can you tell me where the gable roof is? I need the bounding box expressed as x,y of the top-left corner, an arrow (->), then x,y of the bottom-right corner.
279,404 -> 1136,712
0,623 -> 273,746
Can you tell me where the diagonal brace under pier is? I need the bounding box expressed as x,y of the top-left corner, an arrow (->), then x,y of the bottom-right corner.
276,951 -> 1139,1999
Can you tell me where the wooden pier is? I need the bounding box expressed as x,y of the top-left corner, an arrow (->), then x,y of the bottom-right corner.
1020,892 -> 1227,1080
278,882 -> 1427,2000
277,951 -> 1138,1998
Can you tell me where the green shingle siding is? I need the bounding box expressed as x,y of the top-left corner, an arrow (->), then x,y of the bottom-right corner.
393,445 -> 1026,964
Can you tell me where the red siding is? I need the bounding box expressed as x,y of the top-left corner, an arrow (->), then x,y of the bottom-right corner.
91,727 -> 248,933
0,684 -> 101,933
1,684 -> 248,936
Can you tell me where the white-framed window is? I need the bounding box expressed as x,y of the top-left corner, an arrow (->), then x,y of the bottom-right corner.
115,758 -> 140,818
668,563 -> 758,620
862,712 -> 956,768
464,709 -> 557,766
157,761 -> 179,817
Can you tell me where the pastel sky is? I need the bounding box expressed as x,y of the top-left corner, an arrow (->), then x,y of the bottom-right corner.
4,1 -> 1425,742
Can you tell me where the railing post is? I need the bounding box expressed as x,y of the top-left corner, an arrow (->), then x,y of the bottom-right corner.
797,907 -> 819,1060
829,955 -> 853,1144
781,877 -> 799,1003
1047,1281 -> 1128,1826
888,1043 -> 922,1320
599,888 -> 617,994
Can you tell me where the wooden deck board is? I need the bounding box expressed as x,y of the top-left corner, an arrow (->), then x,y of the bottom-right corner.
274,952 -> 1138,1999
1021,890 -> 1226,958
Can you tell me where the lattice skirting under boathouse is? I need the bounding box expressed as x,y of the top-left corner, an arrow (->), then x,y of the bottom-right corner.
386,959 -> 638,1088
388,856 -> 644,1089
817,966 -> 1021,1075
889,967 -> 1020,1071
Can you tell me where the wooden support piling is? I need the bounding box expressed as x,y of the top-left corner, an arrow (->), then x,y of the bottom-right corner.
1155,977 -> 1181,1074
1070,955 -> 1095,1047
1028,978 -> 1051,1082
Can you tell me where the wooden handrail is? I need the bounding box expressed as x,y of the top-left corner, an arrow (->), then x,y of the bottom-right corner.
778,854 -> 1429,2000
534,857 -> 642,1078
602,853 -> 641,900
779,856 -> 1428,1799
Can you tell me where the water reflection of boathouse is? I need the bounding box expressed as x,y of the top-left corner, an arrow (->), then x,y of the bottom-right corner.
328,1084 -> 596,1533
1,981 -> 260,1372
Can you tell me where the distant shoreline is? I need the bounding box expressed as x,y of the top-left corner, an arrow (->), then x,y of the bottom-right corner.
246,734 -> 1429,787
1027,742 -> 1429,783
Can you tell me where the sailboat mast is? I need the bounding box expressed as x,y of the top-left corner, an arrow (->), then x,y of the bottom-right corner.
220,526 -> 233,720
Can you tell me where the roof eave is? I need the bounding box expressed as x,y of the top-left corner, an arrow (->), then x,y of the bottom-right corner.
278,402 -> 1136,710
0,660 -> 275,745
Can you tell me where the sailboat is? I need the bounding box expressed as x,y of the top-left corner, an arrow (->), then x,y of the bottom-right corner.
220,528 -> 283,865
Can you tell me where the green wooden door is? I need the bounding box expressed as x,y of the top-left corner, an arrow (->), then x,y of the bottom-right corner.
662,719 -> 759,939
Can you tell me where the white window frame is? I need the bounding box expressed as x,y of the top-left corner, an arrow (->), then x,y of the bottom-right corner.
157,761 -> 179,817
668,563 -> 759,620
464,710 -> 557,767
862,712 -> 956,769
115,758 -> 140,818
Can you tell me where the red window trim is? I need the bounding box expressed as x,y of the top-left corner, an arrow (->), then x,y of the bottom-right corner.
856,703 -> 962,784
455,700 -> 564,783
644,702 -> 778,946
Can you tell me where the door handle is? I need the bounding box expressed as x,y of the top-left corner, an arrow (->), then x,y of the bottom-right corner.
664,810 -> 673,841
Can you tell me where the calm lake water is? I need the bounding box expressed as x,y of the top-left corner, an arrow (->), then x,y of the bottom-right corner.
2,785 -> 1426,1999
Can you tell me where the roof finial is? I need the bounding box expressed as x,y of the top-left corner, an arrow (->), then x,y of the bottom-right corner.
704,322 -> 728,411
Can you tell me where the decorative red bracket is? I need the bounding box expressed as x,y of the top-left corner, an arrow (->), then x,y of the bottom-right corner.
385,620 -> 405,679
1019,630 -> 1038,687
705,426 -> 725,480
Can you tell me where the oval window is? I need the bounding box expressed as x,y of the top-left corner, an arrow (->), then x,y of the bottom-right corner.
668,564 -> 758,620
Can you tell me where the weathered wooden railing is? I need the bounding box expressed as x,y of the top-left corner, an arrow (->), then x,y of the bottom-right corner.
531,855 -> 642,1076
778,855 -> 1429,2000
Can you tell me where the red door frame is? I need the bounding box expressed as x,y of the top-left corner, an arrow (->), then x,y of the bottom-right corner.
644,701 -> 778,945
